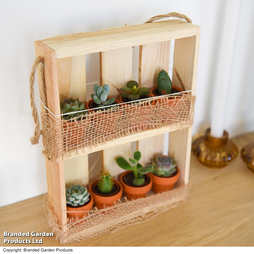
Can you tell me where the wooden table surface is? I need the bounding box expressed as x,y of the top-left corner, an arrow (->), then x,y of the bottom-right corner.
1,132 -> 254,247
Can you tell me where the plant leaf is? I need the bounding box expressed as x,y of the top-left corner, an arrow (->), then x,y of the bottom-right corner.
103,84 -> 110,94
105,97 -> 115,105
139,87 -> 150,92
134,151 -> 141,162
129,158 -> 137,165
127,80 -> 138,89
133,178 -> 145,186
92,95 -> 101,105
93,84 -> 99,94
137,165 -> 153,174
120,87 -> 132,92
116,157 -> 133,170
96,86 -> 103,97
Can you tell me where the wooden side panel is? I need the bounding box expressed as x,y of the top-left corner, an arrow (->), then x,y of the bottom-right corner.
100,48 -> 133,178
137,42 -> 171,165
57,55 -> 89,186
169,32 -> 200,186
34,41 -> 67,230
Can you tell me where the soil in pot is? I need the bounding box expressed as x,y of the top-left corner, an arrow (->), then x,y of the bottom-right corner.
150,166 -> 180,194
66,194 -> 93,220
86,98 -> 122,137
89,179 -> 123,209
119,95 -> 155,131
119,171 -> 153,200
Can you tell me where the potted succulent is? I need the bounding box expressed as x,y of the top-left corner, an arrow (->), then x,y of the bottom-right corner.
150,155 -> 179,194
86,84 -> 122,136
119,81 -> 155,130
89,170 -> 123,209
150,70 -> 184,98
66,184 -> 93,220
60,98 -> 87,148
116,151 -> 153,200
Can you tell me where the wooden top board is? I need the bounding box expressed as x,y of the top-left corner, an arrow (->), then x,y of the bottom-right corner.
38,20 -> 200,58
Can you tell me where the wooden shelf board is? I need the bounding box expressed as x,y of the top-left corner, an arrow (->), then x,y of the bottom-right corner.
39,20 -> 200,58
64,125 -> 189,159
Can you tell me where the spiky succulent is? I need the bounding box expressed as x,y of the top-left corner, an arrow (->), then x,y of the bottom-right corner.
66,185 -> 90,207
61,98 -> 85,120
157,70 -> 172,95
116,151 -> 153,186
152,155 -> 177,177
98,171 -> 114,194
120,80 -> 150,101
91,84 -> 115,107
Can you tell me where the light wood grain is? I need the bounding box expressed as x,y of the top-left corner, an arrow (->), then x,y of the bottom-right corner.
57,55 -> 89,187
1,132 -> 254,246
41,20 -> 199,58
137,41 -> 171,165
34,42 -> 67,230
100,47 -> 133,178
169,32 -> 200,186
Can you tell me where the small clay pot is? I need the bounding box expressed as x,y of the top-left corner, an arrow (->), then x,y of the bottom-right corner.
119,171 -> 153,200
62,116 -> 89,149
150,86 -> 184,103
86,98 -> 122,136
119,95 -> 155,131
66,194 -> 93,220
89,179 -> 123,209
150,167 -> 180,194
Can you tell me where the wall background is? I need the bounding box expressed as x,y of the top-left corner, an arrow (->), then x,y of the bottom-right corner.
1,0 -> 254,207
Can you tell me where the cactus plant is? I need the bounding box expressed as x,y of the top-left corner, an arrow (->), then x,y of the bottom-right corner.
60,98 -> 85,120
116,151 -> 153,186
152,155 -> 177,177
91,84 -> 115,107
120,80 -> 150,101
98,171 -> 114,194
157,70 -> 172,95
66,185 -> 90,207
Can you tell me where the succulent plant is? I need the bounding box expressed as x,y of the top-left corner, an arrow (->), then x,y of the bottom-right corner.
91,84 -> 115,107
152,155 -> 177,177
66,185 -> 90,207
116,151 -> 153,186
60,98 -> 85,120
157,70 -> 172,95
120,80 -> 150,101
98,171 -> 114,194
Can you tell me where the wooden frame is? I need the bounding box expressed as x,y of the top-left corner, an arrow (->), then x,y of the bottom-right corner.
35,19 -> 200,231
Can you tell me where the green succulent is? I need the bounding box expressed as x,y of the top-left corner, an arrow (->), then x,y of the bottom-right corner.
60,98 -> 85,120
157,70 -> 172,95
66,185 -> 90,207
120,80 -> 150,101
91,84 -> 115,107
152,155 -> 177,177
116,151 -> 153,186
98,171 -> 114,194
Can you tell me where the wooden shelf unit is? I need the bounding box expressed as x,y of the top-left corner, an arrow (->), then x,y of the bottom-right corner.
35,19 -> 200,232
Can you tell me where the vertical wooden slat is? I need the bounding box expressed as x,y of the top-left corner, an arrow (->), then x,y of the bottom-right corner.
35,41 -> 67,231
100,48 -> 133,178
137,41 -> 170,165
169,32 -> 200,186
56,55 -> 89,187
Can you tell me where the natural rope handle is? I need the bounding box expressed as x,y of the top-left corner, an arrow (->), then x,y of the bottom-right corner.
30,56 -> 44,145
145,12 -> 192,24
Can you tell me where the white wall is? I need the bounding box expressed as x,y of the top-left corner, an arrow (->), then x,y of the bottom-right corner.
1,0 -> 254,207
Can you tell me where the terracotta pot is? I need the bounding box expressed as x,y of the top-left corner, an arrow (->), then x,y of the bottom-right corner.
89,179 -> 123,209
62,117 -> 88,149
150,166 -> 180,194
66,194 -> 93,220
150,86 -> 184,124
86,98 -> 122,136
119,95 -> 155,131
119,171 -> 153,200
